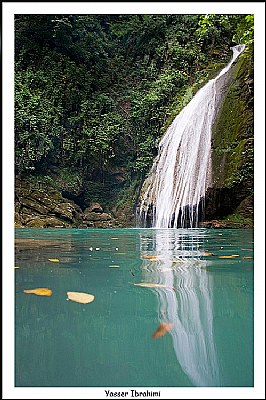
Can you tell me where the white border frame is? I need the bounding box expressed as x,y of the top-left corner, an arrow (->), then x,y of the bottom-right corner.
2,2 -> 265,399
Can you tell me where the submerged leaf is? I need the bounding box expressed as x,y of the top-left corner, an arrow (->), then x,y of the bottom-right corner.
152,322 -> 174,339
48,258 -> 60,262
67,291 -> 94,304
23,288 -> 53,296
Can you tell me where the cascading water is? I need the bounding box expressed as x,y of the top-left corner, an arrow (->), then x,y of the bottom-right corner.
138,44 -> 245,228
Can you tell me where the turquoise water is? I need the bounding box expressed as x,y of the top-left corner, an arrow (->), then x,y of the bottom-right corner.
15,228 -> 254,387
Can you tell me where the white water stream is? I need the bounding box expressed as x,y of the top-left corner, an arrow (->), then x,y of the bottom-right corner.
138,45 -> 245,228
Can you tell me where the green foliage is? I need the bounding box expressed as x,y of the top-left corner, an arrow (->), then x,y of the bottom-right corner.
15,65 -> 63,171
196,14 -> 254,51
232,15 -> 254,44
26,174 -> 56,191
196,14 -> 233,52
15,14 -> 253,209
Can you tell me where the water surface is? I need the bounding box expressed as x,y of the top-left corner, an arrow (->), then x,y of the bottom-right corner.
15,228 -> 253,387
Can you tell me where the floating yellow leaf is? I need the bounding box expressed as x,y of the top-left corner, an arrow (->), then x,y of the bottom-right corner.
48,258 -> 60,262
152,322 -> 174,339
67,291 -> 94,304
142,255 -> 158,260
219,255 -> 239,259
108,265 -> 121,268
202,252 -> 215,256
111,237 -> 119,240
23,288 -> 53,296
242,256 -> 253,260
129,282 -> 173,289
15,266 -> 20,269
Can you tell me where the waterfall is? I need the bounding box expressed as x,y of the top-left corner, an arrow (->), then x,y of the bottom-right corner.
138,45 -> 245,228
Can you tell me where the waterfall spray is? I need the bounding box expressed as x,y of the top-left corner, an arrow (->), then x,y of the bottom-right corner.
138,45 -> 245,228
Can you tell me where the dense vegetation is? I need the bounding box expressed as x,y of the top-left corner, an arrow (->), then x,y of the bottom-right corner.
15,14 -> 254,224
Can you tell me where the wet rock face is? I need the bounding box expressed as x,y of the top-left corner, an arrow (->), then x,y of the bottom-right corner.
84,203 -> 103,214
15,177 -> 131,228
205,45 -> 254,225
15,177 -> 84,228
205,186 -> 243,220
83,203 -> 112,224
236,195 -> 253,218
199,220 -> 228,229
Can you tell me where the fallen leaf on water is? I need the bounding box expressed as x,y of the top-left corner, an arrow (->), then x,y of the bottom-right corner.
219,255 -> 239,259
202,252 -> 215,256
152,322 -> 174,339
67,291 -> 94,304
129,282 -> 173,289
15,266 -> 20,269
23,288 -> 53,296
142,255 -> 159,260
48,258 -> 60,262
111,237 -> 119,240
108,265 -> 121,268
242,256 -> 253,260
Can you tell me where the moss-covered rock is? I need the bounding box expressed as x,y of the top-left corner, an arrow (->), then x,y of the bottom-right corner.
204,45 -> 254,226
14,174 -> 139,228
15,175 -> 84,228
83,212 -> 112,222
211,45 -> 253,187
26,217 -> 68,228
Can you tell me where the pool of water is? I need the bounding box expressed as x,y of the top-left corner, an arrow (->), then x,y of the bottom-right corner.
15,228 -> 254,387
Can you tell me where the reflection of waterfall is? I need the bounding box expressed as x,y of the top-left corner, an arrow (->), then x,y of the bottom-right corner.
138,45 -> 245,228
140,229 -> 221,386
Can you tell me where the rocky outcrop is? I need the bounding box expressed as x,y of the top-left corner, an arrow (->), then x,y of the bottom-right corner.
82,204 -> 113,228
15,176 -> 84,228
204,45 -> 254,227
84,203 -> 104,214
15,176 -> 135,228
